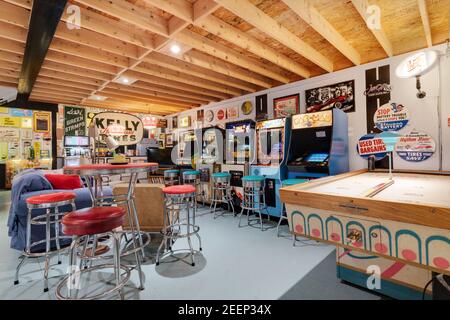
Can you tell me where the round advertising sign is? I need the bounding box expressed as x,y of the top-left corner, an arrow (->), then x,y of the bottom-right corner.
395,131 -> 436,162
241,100 -> 253,115
217,109 -> 226,121
357,134 -> 388,160
374,103 -> 409,132
205,110 -> 214,123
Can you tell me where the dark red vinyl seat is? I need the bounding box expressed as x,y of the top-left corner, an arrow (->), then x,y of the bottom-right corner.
26,192 -> 76,205
61,207 -> 125,236
162,185 -> 196,195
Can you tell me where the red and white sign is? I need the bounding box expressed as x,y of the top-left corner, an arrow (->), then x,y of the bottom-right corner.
217,109 -> 226,121
142,116 -> 158,128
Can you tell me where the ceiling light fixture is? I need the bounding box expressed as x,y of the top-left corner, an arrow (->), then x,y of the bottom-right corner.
170,44 -> 181,54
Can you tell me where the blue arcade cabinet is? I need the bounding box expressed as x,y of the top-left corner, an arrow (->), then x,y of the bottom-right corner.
287,109 -> 349,180
250,117 -> 292,217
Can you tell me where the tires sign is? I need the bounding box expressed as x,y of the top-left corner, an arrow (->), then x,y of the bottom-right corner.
357,134 -> 388,160
395,131 -> 435,162
374,103 -> 409,132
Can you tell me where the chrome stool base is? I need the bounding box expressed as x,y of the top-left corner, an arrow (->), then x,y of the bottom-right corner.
210,173 -> 235,219
156,189 -> 202,267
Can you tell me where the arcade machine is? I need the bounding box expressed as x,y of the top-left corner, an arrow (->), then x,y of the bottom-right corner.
222,119 -> 256,208
250,118 -> 291,217
63,135 -> 92,166
174,129 -> 198,171
287,109 -> 349,180
196,126 -> 225,203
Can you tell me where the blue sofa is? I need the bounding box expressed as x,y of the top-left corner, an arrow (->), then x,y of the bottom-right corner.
7,170 -> 112,252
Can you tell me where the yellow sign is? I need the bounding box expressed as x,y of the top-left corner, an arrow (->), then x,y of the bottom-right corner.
0,107 -> 8,114
33,112 -> 51,133
179,116 -> 191,128
292,110 -> 333,129
0,117 -> 21,127
34,141 -> 41,159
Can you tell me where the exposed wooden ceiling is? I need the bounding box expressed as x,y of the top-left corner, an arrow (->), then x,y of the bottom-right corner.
0,0 -> 448,116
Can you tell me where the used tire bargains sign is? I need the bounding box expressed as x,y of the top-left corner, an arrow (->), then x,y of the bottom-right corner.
93,112 -> 144,146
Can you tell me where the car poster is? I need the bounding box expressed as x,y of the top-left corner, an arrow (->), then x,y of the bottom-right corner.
395,131 -> 435,162
306,80 -> 355,113
374,102 -> 409,132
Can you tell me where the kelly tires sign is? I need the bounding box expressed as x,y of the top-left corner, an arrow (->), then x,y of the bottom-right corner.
93,112 -> 144,146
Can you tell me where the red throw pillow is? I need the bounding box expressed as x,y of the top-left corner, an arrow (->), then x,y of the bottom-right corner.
44,174 -> 82,190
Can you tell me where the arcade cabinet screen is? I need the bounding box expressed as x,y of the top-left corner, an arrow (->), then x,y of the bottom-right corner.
306,153 -> 329,163
64,136 -> 90,147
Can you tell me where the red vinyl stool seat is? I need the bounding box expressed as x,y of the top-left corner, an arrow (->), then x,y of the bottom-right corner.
26,192 -> 76,205
162,185 -> 196,195
62,207 -> 125,236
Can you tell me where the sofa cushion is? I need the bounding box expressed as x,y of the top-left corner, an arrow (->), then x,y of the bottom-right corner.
44,174 -> 82,190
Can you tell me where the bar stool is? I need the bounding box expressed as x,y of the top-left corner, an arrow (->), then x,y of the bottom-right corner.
156,185 -> 202,267
182,170 -> 203,206
278,179 -> 309,240
15,192 -> 76,292
164,169 -> 180,186
238,176 -> 269,231
56,206 -> 130,300
210,172 -> 235,219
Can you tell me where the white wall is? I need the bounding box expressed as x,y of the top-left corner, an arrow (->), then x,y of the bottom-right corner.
167,44 -> 449,172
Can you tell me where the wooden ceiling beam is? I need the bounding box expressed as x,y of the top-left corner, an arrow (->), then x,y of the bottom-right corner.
215,0 -> 333,72
125,70 -> 223,101
73,0 -> 169,37
0,75 -> 19,84
32,88 -> 85,99
50,38 -> 132,68
41,60 -> 113,82
281,0 -> 361,65
174,29 -> 291,83
0,36 -> 24,54
37,69 -> 104,86
34,82 -> 92,95
36,75 -> 98,91
0,50 -> 22,64
45,51 -> 119,75
417,0 -> 433,47
30,95 -> 81,105
98,90 -> 196,109
83,99 -> 188,115
181,50 -> 273,88
0,80 -> 18,88
146,0 -> 310,78
351,0 -> 394,57
104,82 -> 210,105
100,87 -> 202,106
15,0 -> 67,102
137,61 -> 244,96
129,81 -> 219,103
199,15 -> 310,78
144,51 -> 259,93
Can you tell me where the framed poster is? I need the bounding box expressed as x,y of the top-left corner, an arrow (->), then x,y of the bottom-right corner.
227,106 -> 239,120
33,112 -> 51,133
64,106 -> 86,136
172,116 -> 178,129
273,94 -> 299,118
166,133 -> 174,146
365,66 -> 391,133
255,94 -> 268,120
179,116 -> 191,128
197,109 -> 204,123
306,80 -> 355,113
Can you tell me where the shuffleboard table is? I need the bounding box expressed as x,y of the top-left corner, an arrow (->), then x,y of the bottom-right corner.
280,169 -> 450,299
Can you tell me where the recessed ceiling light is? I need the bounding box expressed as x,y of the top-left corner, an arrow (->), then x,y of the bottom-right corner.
88,95 -> 107,101
170,44 -> 181,54
113,76 -> 137,85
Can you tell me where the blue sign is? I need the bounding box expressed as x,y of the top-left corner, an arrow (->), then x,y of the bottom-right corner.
10,109 -> 33,117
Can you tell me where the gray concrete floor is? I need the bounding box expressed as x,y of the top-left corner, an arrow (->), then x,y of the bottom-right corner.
0,191 -> 380,300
